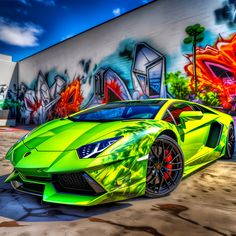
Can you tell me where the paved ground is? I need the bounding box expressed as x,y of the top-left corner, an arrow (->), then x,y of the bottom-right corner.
0,126 -> 236,236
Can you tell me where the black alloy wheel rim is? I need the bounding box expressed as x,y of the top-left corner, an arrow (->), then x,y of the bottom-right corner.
146,138 -> 183,195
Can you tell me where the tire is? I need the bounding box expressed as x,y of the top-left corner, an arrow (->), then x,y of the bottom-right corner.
224,124 -> 235,159
145,134 -> 184,198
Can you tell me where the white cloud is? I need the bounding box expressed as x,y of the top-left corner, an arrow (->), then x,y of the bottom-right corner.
17,0 -> 55,6
0,18 -> 43,47
113,8 -> 121,17
34,0 -> 55,6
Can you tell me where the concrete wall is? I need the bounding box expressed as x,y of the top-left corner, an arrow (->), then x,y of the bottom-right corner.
18,0 -> 236,124
0,54 -> 17,126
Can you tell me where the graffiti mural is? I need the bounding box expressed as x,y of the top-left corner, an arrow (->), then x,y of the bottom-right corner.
18,33 -> 236,124
19,71 -> 67,124
0,83 -> 18,118
86,42 -> 166,107
93,68 -> 132,104
14,0 -> 236,124
215,0 -> 236,27
0,84 -> 8,102
18,41 -> 166,124
184,33 -> 236,111
132,43 -> 165,98
55,78 -> 83,117
0,84 -> 8,111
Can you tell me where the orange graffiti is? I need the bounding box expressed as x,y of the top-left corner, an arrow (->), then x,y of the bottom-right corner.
102,79 -> 123,103
185,33 -> 236,109
56,78 -> 83,117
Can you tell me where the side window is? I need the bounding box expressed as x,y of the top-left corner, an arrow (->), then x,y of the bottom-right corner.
193,104 -> 215,114
192,104 -> 202,112
162,110 -> 176,124
168,103 -> 193,125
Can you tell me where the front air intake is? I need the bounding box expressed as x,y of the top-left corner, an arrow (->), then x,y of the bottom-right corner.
52,172 -> 105,195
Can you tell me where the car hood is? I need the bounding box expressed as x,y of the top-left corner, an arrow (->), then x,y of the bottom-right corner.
23,118 -> 161,151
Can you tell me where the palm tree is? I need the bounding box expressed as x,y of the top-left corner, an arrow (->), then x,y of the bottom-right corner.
183,24 -> 205,94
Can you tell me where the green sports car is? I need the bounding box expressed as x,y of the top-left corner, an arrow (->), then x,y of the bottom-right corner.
4,99 -> 235,206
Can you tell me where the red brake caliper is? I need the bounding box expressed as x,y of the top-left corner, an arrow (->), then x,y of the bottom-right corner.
164,150 -> 173,180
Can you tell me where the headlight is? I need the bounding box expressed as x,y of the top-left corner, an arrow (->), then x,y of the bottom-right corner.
6,132 -> 30,155
77,136 -> 122,159
14,128 -> 35,146
17,133 -> 28,143
12,132 -> 29,147
15,130 -> 33,144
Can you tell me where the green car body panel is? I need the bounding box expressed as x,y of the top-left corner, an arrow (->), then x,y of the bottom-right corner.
4,99 -> 234,206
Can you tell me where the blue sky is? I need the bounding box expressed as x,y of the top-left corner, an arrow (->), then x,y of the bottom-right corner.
0,0 -> 153,61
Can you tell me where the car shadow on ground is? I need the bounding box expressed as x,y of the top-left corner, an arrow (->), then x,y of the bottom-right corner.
0,175 -> 132,222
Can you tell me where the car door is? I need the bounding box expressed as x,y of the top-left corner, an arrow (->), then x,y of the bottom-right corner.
162,102 -> 217,164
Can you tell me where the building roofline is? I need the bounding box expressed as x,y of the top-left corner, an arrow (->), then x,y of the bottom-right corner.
18,0 -> 157,62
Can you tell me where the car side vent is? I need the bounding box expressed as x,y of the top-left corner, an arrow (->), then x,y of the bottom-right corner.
206,122 -> 223,148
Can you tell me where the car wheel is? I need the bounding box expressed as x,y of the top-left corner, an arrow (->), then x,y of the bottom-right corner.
145,134 -> 184,198
224,124 -> 235,159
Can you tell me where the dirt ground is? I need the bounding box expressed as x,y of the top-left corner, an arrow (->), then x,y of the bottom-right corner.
0,129 -> 236,236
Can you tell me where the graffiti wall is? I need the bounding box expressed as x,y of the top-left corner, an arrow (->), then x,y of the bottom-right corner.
19,41 -> 166,124
18,0 -> 236,124
185,33 -> 236,110
0,54 -> 18,124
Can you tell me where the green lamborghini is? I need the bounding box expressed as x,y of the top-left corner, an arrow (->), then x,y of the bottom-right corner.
4,99 -> 235,206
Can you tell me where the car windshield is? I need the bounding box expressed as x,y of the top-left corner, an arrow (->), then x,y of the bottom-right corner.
68,100 -> 166,122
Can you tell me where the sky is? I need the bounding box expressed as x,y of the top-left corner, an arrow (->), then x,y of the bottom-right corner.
0,0 -> 153,62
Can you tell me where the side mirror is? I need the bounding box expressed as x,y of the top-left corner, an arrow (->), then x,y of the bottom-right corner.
179,111 -> 203,127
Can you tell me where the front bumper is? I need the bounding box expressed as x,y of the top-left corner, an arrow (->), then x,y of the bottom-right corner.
5,153 -> 148,206
5,129 -> 153,206
8,171 -> 107,206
